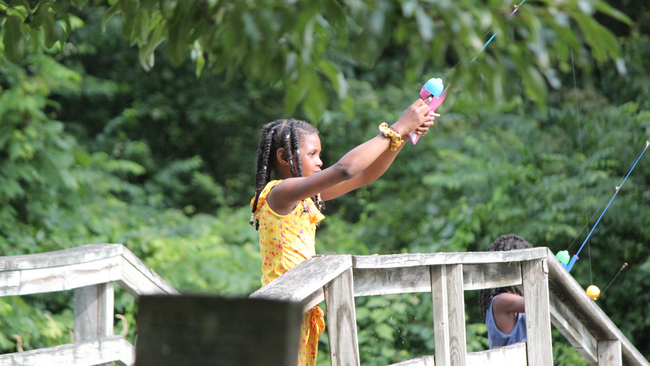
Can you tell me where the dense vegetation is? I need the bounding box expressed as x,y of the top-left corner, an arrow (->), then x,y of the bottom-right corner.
1,0 -> 649,365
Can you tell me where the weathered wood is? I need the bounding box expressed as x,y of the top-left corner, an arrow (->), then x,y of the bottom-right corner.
353,248 -> 548,269
546,250 -> 650,366
465,342 -> 527,366
352,262 -> 522,298
388,355 -> 435,366
549,292 -> 598,365
136,295 -> 302,366
446,264 -> 466,366
462,262 -> 522,291
354,266 -> 430,296
120,250 -> 178,295
0,256 -> 122,296
325,268 -> 360,366
118,256 -> 178,299
522,259 -> 553,366
388,343 -> 527,366
74,284 -> 114,358
250,255 -> 352,304
0,245 -> 177,298
0,335 -> 135,366
301,288 -> 324,313
431,265 -> 451,366
598,340 -> 622,366
0,244 -> 125,271
431,264 -> 466,366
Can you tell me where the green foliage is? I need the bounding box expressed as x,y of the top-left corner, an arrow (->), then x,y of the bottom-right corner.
0,0 -> 631,119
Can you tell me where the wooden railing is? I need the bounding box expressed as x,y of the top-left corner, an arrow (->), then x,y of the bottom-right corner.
0,244 -> 178,366
250,247 -> 650,366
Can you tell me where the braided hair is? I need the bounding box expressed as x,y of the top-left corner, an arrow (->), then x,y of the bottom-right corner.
478,234 -> 533,321
250,119 -> 324,230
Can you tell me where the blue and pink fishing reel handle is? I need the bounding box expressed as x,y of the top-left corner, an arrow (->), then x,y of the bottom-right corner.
410,78 -> 450,144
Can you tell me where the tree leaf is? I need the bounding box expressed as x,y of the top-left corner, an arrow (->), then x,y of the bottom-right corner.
3,15 -> 25,62
594,1 -> 632,26
193,40 -> 205,77
303,79 -> 328,122
102,1 -> 122,33
120,0 -> 138,40
29,4 -> 46,29
42,8 -> 57,48
167,2 -> 192,67
49,3 -> 72,44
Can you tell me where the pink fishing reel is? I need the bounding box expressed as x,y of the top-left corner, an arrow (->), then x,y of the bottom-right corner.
410,78 -> 450,144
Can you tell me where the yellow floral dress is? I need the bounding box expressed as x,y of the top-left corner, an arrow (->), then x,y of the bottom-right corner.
251,180 -> 326,366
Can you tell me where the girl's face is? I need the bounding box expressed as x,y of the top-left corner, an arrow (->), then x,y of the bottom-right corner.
299,133 -> 322,177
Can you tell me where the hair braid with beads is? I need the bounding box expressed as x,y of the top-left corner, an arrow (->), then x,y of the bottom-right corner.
250,119 -> 323,230
478,234 -> 533,321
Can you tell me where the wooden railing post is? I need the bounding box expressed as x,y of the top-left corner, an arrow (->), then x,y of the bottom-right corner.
74,283 -> 114,352
431,264 -> 466,366
598,340 -> 622,366
325,267 -> 360,366
522,259 -> 552,366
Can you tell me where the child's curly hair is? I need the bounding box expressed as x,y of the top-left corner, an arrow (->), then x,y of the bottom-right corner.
478,234 -> 533,321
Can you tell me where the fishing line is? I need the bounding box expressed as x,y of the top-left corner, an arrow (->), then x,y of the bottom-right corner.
570,48 -> 593,283
600,263 -> 628,297
441,0 -> 527,81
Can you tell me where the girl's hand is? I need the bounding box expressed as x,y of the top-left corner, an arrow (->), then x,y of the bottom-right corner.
413,115 -> 437,136
391,99 -> 435,136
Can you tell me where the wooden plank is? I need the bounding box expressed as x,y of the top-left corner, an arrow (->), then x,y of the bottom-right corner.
301,288 -> 324,313
522,259 -> 553,366
118,256 -> 178,299
74,284 -> 114,345
465,342 -> 527,366
136,295 -> 302,366
250,255 -> 352,304
0,248 -> 177,298
353,248 -> 548,269
388,355 -> 435,366
0,244 -> 125,271
325,268 -> 360,366
546,250 -> 650,366
0,257 -> 123,296
549,292 -> 598,365
462,262 -> 522,291
353,266 -> 430,296
446,264 -> 466,366
0,335 -> 135,366
598,340 -> 622,366
431,265 -> 451,366
120,249 -> 178,295
431,264 -> 467,366
352,262 -> 522,298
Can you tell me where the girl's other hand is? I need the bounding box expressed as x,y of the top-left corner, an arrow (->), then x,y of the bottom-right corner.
392,99 -> 435,136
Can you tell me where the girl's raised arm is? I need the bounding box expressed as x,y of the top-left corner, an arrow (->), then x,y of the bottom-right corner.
268,100 -> 432,214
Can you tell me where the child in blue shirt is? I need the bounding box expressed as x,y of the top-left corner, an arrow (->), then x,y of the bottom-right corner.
478,234 -> 532,348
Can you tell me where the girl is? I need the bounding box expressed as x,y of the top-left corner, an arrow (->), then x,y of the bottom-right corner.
250,100 -> 434,365
478,234 -> 532,349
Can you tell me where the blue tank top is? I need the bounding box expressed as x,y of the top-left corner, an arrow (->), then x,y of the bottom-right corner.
486,295 -> 527,348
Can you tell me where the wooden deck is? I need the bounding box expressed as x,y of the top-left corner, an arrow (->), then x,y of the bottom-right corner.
0,245 -> 647,365
0,244 -> 178,366
251,248 -> 650,366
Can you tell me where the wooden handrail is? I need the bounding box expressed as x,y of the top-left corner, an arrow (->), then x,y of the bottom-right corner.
546,249 -> 648,366
250,247 -> 650,366
0,244 -> 178,366
0,244 -> 178,298
0,336 -> 135,366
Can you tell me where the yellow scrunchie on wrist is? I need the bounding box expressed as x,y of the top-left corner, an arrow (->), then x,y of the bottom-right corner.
379,122 -> 403,151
